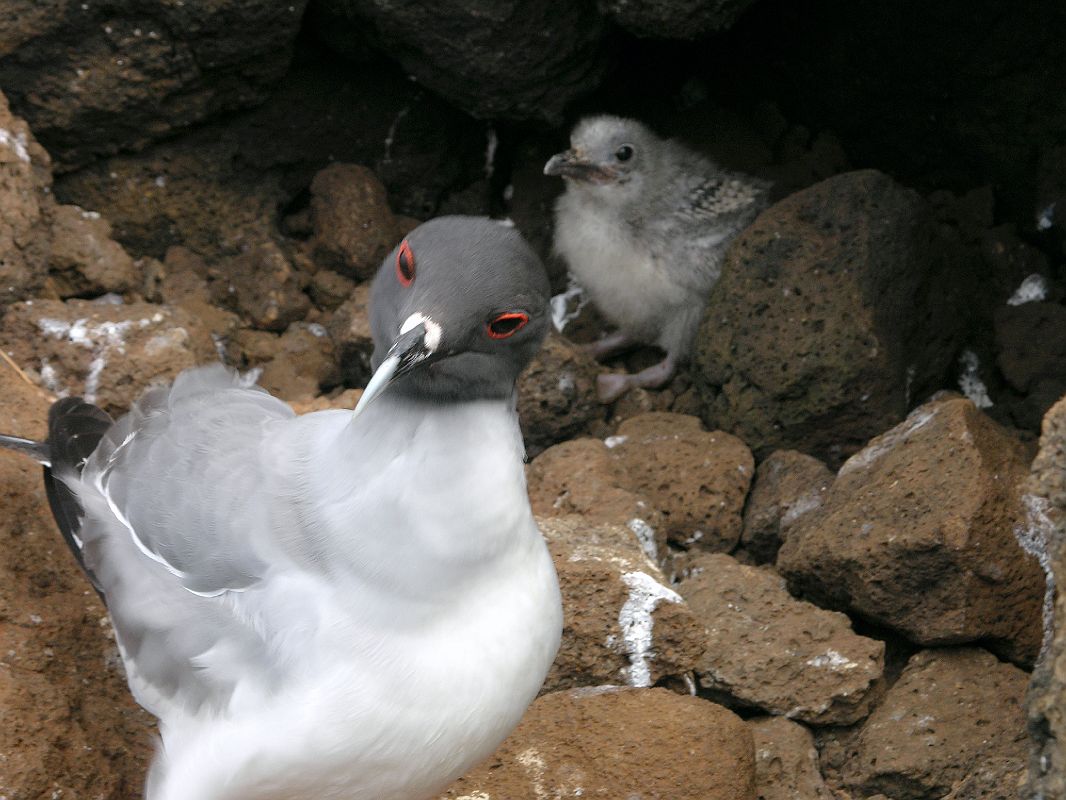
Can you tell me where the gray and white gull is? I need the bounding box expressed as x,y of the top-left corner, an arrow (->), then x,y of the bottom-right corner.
0,216 -> 563,800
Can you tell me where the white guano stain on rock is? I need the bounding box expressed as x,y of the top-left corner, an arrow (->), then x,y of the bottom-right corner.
36,316 -> 157,402
0,127 -> 31,163
806,649 -> 859,670
617,571 -> 682,688
838,405 -> 938,476
1015,493 -> 1056,658
516,747 -> 549,800
957,349 -> 994,409
781,489 -> 824,527
603,434 -> 627,449
1007,273 -> 1049,306
626,518 -> 657,562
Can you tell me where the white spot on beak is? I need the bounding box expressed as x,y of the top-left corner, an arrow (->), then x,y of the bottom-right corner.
400,312 -> 442,353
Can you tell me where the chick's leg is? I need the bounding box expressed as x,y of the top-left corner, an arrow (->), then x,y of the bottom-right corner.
582,330 -> 635,361
596,355 -> 677,403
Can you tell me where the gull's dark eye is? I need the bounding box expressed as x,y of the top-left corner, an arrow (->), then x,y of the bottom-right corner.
396,240 -> 415,287
487,312 -> 529,339
615,145 -> 634,162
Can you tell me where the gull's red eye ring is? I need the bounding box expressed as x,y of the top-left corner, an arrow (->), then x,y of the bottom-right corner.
396,240 -> 415,287
487,312 -> 529,339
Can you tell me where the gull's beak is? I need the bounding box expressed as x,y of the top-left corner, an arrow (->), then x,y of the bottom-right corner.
352,321 -> 437,418
543,149 -> 611,182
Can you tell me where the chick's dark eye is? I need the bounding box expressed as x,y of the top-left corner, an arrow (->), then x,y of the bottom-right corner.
615,145 -> 634,162
487,312 -> 529,339
396,240 -> 415,286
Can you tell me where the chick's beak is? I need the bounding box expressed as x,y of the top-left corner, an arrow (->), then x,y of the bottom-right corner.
352,321 -> 437,418
544,150 -> 611,182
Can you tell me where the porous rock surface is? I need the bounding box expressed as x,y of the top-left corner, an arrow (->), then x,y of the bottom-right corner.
310,163 -> 402,282
607,413 -> 753,551
1,0 -> 308,169
0,359 -> 154,799
740,449 -> 833,563
843,648 -> 1029,800
693,169 -> 967,465
778,395 -> 1044,665
517,333 -> 601,457
679,553 -> 884,725
749,716 -> 834,800
314,0 -> 606,123
1026,393 -> 1066,800
599,0 -> 758,39
2,298 -> 216,416
440,686 -> 756,800
47,204 -> 139,298
538,516 -> 704,691
0,90 -> 52,307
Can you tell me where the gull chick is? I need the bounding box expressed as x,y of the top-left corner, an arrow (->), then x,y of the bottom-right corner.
546,114 -> 770,402
0,217 -> 562,800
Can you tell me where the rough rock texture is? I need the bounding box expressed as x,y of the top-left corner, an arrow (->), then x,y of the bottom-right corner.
538,516 -> 705,691
211,241 -> 311,332
52,58 -> 486,255
527,438 -> 667,562
0,90 -> 52,307
679,553 -> 884,725
255,323 -> 339,402
440,687 -> 756,800
994,300 -> 1066,430
1,0 -> 308,170
943,758 -> 1028,800
315,0 -> 606,123
517,333 -> 601,456
749,716 -> 834,800
310,163 -> 401,282
0,359 -> 154,798
599,0 -> 758,39
844,648 -> 1029,800
326,282 -> 375,389
693,169 -> 967,465
2,298 -> 216,416
607,413 -> 753,551
778,396 -> 1044,665
157,246 -> 241,341
47,204 -> 138,298
741,449 -> 833,563
1027,393 -> 1066,800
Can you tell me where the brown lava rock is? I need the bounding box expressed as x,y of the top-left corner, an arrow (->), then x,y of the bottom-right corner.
539,516 -> 704,691
693,169 -> 967,466
527,438 -> 665,561
1027,393 -> 1066,800
0,89 -> 52,307
994,300 -> 1066,430
778,395 -> 1044,665
326,282 -> 376,388
2,298 -> 216,416
255,322 -> 338,402
440,687 -> 755,800
741,449 -> 833,563
843,648 -> 1029,800
310,163 -> 401,281
749,716 -> 834,800
47,204 -> 138,298
517,333 -> 601,456
0,0 -> 308,169
212,240 -> 311,332
679,553 -> 884,725
0,359 -> 155,798
608,413 -> 753,551
943,757 -> 1028,800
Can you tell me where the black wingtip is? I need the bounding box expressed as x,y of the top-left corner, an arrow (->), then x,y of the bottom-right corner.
0,434 -> 51,465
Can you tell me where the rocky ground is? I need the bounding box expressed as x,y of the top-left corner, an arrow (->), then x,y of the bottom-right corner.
2,2 -> 1066,799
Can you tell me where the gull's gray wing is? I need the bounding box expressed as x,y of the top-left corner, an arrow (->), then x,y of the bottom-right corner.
64,365 -> 302,715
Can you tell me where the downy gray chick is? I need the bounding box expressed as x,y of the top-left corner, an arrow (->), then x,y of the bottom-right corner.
545,114 -> 770,402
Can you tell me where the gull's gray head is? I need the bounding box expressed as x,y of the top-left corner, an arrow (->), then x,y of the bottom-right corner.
357,216 -> 550,413
543,115 -> 658,202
